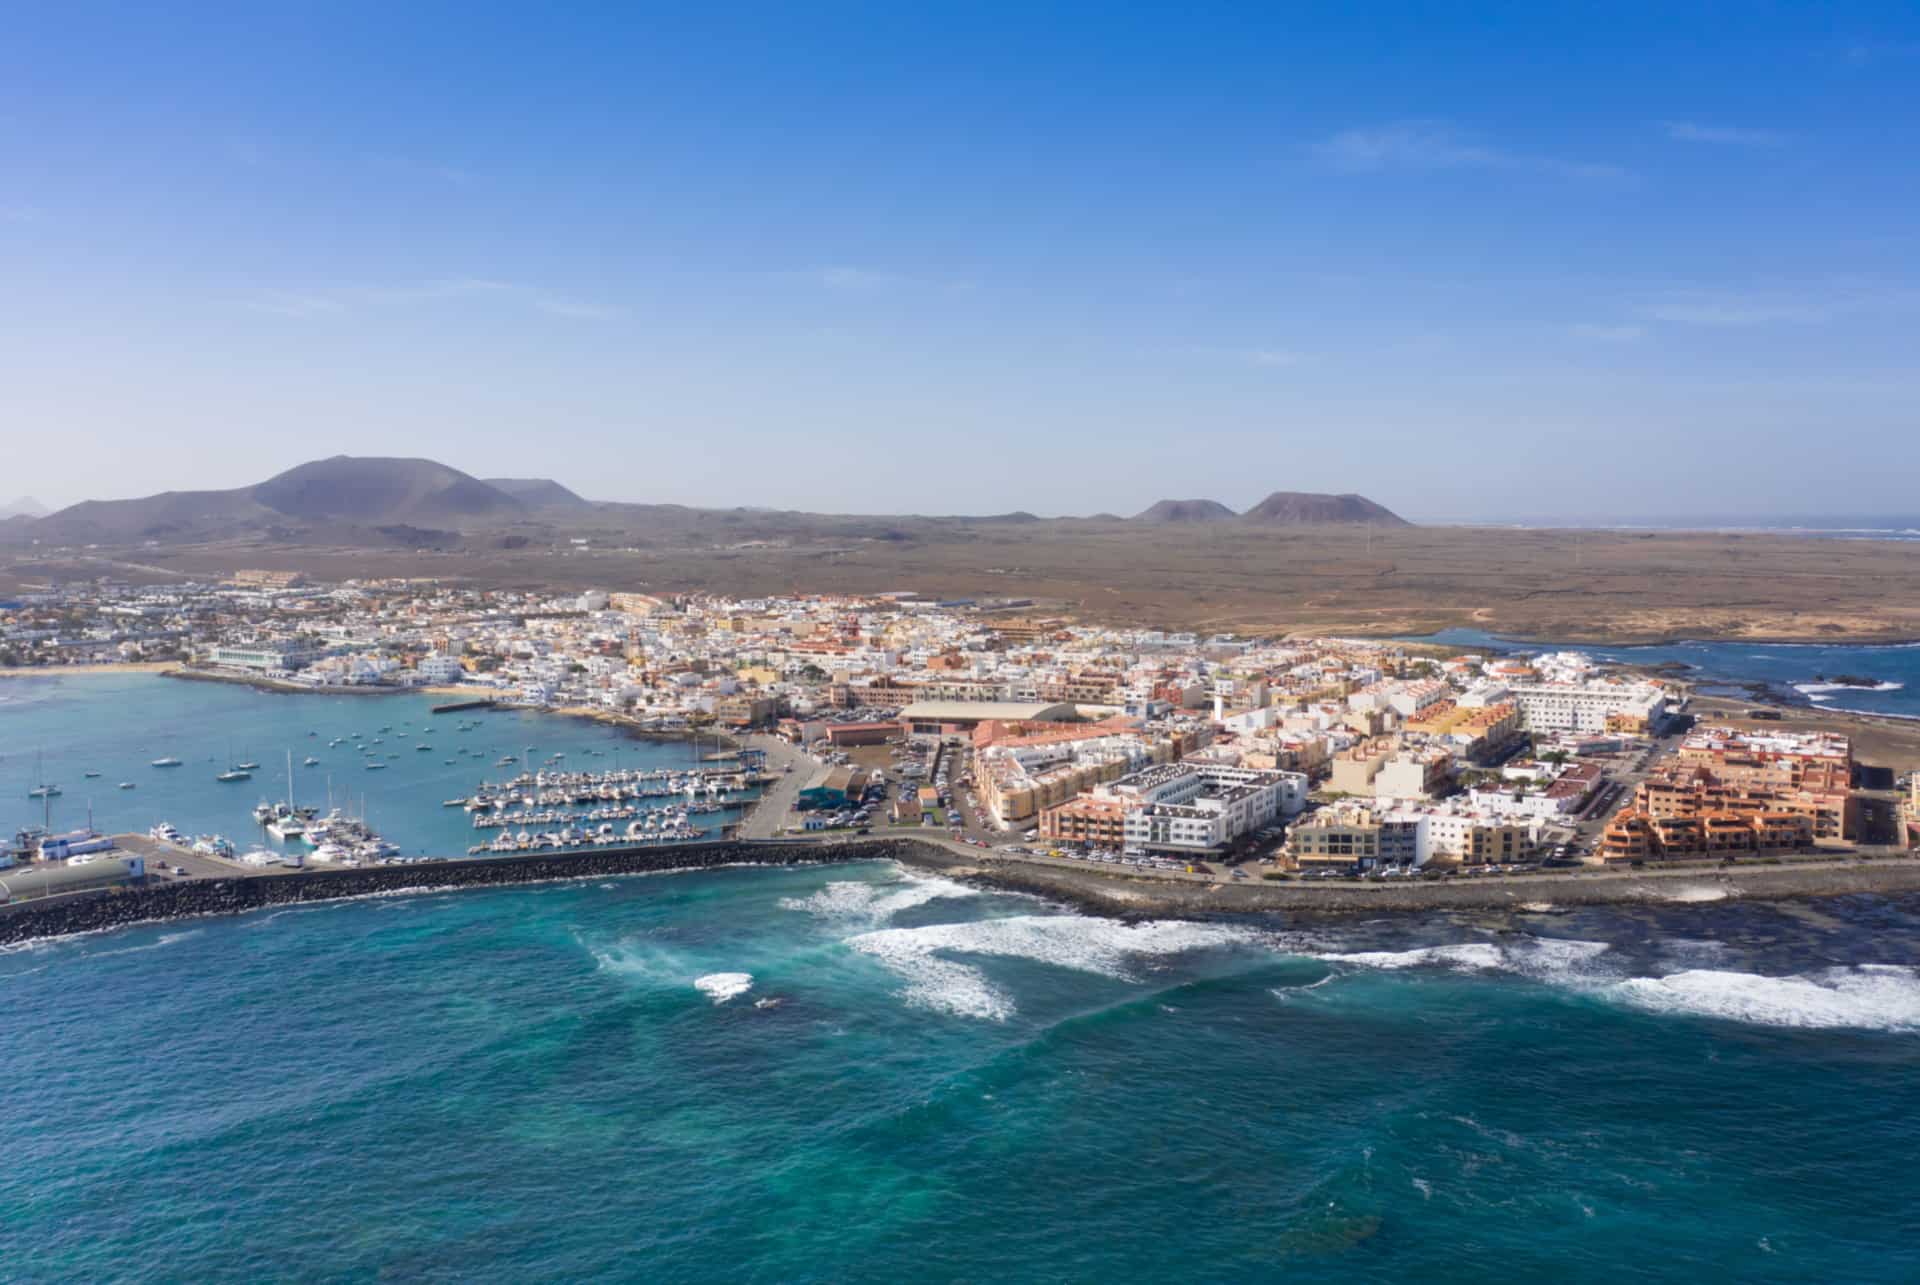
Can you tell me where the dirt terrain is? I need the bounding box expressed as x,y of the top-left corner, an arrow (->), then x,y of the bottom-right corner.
11,521 -> 1920,644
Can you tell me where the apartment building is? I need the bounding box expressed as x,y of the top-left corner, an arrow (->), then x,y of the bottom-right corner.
1504,681 -> 1668,734
1287,806 -> 1428,869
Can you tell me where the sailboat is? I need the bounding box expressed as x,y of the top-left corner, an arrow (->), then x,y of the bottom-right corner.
26,750 -> 60,799
216,739 -> 251,782
266,751 -> 306,840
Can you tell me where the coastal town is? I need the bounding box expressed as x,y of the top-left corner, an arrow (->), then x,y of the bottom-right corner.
4,569 -> 1918,907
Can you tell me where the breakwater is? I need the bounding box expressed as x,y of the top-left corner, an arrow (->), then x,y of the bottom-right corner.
0,839 -> 956,945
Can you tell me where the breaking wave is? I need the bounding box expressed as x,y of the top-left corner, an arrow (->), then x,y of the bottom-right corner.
846,915 -> 1260,1021
1606,965 -> 1920,1032
694,972 -> 754,1004
780,870 -> 980,924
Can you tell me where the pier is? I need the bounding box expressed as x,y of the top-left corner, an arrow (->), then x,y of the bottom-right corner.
431,698 -> 497,714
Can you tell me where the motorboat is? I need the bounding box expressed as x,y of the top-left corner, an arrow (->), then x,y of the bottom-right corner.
152,756 -> 182,767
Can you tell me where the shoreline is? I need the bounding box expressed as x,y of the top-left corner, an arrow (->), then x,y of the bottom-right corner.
8,838 -> 1920,947
0,662 -> 181,677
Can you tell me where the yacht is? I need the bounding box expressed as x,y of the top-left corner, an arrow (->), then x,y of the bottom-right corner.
304,755 -> 320,766
265,816 -> 306,841
217,768 -> 251,783
26,784 -> 60,799
364,761 -> 387,771
235,759 -> 261,772
149,822 -> 184,844
118,781 -> 136,790
151,756 -> 182,767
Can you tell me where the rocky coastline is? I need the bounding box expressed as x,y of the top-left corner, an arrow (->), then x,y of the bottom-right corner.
8,839 -> 1920,946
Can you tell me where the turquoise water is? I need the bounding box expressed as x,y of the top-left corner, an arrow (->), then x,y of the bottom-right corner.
0,673 -> 740,854
2,863 -> 1919,1281
6,674 -> 1920,1281
1413,629 -> 1920,719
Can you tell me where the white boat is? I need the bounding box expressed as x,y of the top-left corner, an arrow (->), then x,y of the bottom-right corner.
364,762 -> 387,771
152,756 -> 182,767
118,782 -> 136,790
265,817 -> 305,841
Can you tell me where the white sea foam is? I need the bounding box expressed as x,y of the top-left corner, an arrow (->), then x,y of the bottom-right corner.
847,914 -> 1259,1021
1310,936 -> 1612,981
1657,885 -> 1730,903
1607,965 -> 1920,1032
693,972 -> 754,1004
1794,680 -> 1904,694
781,871 -> 981,924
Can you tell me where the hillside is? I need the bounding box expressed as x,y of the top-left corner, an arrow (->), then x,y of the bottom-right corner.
251,457 -> 523,524
1133,499 -> 1236,523
0,496 -> 47,520
482,478 -> 593,510
22,456 -> 529,544
1241,492 -> 1409,526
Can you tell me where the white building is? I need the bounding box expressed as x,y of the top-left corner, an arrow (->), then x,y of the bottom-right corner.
1104,762 -> 1308,854
1504,682 -> 1667,734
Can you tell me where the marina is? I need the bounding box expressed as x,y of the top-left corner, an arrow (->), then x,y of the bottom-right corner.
2,673 -> 761,866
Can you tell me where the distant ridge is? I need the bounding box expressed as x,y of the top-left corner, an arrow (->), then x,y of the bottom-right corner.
0,496 -> 48,520
482,477 -> 592,510
1241,492 -> 1409,526
1133,499 -> 1236,523
26,456 -> 528,543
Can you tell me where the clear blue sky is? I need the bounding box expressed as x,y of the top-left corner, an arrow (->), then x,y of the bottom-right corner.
5,1 -> 1917,520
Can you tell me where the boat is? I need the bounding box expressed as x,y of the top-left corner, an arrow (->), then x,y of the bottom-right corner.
151,756 -> 182,767
118,782 -> 136,790
416,744 -> 433,751
365,762 -> 387,771
27,750 -> 59,798
83,771 -> 101,779
216,768 -> 251,782
303,756 -> 320,766
235,760 -> 261,772
265,816 -> 305,841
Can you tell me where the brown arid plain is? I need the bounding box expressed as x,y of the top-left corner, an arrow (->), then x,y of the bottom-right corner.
7,521 -> 1920,645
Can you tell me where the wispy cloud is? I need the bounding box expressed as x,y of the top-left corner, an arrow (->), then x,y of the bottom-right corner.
1638,293 -> 1833,326
1310,121 -> 1631,182
1187,345 -> 1313,369
244,277 -> 620,320
1570,323 -> 1646,342
1839,39 -> 1920,65
794,265 -> 982,296
1661,121 -> 1790,146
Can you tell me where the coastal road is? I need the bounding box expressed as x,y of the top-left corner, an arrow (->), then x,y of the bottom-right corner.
738,735 -> 814,839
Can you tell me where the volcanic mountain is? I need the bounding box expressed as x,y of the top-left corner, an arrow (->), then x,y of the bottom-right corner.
1132,499 -> 1236,523
481,477 -> 593,510
28,456 -> 531,543
1240,492 -> 1409,526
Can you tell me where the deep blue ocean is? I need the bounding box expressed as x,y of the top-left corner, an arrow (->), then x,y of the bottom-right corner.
1413,629 -> 1920,719
4,675 -> 1920,1282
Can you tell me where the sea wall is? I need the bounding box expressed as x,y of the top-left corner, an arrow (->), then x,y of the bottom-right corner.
967,855 -> 1920,917
9,840 -> 1920,946
0,839 -> 948,945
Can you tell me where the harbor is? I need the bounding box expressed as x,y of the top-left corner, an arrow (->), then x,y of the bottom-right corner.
2,672 -> 764,872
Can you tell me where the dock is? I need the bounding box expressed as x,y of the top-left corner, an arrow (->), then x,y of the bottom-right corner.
431,698 -> 498,714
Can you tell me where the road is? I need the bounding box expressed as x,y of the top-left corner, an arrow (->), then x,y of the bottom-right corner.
736,735 -> 814,839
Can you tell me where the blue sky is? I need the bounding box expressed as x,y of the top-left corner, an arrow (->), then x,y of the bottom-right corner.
4,1 -> 1918,520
